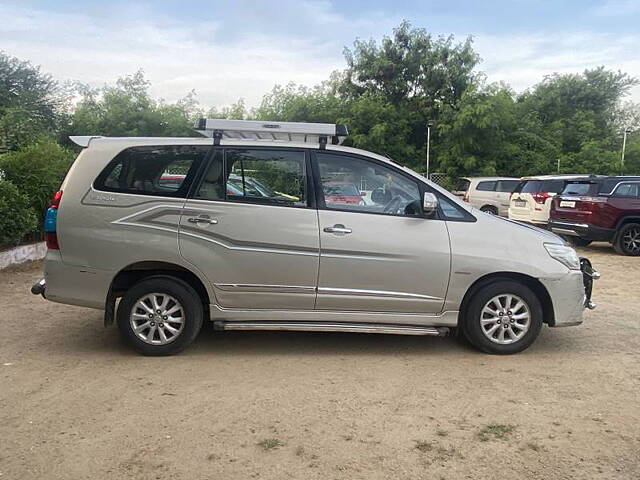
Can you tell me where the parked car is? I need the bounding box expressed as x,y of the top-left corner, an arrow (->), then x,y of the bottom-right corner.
509,175 -> 592,226
31,119 -> 598,356
458,177 -> 519,216
549,176 -> 640,255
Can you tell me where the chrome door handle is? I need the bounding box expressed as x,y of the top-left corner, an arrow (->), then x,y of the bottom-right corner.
188,216 -> 218,225
323,224 -> 352,234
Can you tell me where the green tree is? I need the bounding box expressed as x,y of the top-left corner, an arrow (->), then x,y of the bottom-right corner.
0,52 -> 61,151
68,71 -> 202,138
0,138 -> 75,223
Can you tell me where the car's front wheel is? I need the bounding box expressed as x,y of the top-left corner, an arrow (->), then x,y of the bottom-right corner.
117,276 -> 204,356
462,280 -> 543,354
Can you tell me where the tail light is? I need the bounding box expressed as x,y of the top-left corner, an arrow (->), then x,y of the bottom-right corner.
44,190 -> 62,250
463,192 -> 469,202
532,192 -> 550,204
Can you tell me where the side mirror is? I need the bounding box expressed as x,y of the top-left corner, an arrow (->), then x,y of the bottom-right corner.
423,192 -> 438,216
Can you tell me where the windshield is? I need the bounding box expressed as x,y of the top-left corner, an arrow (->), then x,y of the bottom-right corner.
562,182 -> 595,196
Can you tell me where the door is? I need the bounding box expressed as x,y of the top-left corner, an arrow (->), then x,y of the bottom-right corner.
178,148 -> 319,310
313,152 -> 451,314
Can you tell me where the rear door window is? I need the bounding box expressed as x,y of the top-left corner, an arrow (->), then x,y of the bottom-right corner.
476,181 -> 496,191
562,182 -> 596,196
496,180 -> 519,192
456,178 -> 471,192
613,182 -> 640,197
95,145 -> 208,197
542,179 -> 565,194
225,149 -> 307,207
519,180 -> 541,194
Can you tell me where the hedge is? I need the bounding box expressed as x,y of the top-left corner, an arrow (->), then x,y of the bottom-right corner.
0,179 -> 38,246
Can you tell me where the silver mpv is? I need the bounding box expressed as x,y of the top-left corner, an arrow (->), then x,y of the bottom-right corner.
32,119 -> 598,355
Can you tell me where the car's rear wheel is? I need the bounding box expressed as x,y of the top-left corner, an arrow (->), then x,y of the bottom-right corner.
117,276 -> 204,355
480,205 -> 498,215
614,223 -> 640,256
462,280 -> 543,354
565,236 -> 592,247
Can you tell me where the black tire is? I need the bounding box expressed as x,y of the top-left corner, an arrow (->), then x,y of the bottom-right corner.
613,223 -> 640,256
565,236 -> 592,247
480,205 -> 498,215
462,280 -> 543,355
117,276 -> 204,356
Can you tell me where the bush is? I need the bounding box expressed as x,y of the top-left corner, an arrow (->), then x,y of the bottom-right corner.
0,138 -> 75,225
0,179 -> 38,246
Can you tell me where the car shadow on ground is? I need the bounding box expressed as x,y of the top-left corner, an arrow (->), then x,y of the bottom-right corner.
56,310 -> 586,359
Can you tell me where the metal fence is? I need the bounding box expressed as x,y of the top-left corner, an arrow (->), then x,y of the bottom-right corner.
427,172 -> 450,189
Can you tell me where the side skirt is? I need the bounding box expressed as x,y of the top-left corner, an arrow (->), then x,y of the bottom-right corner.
209,304 -> 459,328
214,321 -> 450,336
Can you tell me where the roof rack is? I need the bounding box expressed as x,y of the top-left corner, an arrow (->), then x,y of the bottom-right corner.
195,119 -> 348,149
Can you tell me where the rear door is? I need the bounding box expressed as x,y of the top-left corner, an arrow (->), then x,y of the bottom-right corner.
312,151 -> 450,314
472,180 -> 496,210
178,147 -> 320,310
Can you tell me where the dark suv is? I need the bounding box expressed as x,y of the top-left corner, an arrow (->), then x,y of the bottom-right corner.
549,176 -> 640,255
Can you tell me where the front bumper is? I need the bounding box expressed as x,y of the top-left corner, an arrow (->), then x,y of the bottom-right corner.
540,258 -> 599,327
549,220 -> 615,242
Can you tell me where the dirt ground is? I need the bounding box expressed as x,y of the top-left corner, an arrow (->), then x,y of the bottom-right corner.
0,244 -> 639,480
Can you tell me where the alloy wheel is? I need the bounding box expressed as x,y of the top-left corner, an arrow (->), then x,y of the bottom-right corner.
129,293 -> 185,345
622,226 -> 640,254
480,294 -> 531,345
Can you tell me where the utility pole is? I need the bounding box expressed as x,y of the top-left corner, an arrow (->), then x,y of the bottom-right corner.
621,127 -> 631,172
426,120 -> 434,179
557,158 -> 561,173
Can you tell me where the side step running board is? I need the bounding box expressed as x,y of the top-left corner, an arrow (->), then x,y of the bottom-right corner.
214,321 -> 450,336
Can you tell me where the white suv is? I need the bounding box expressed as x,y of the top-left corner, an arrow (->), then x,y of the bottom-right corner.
31,120 -> 598,356
509,175 -> 591,226
459,177 -> 519,216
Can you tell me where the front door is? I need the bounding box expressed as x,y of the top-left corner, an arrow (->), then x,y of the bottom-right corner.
178,148 -> 319,310
313,151 -> 451,314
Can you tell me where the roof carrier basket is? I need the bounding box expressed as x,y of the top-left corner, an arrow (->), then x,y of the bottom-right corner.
195,119 -> 348,149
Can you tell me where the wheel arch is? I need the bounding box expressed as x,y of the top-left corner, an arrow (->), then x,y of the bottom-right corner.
458,272 -> 555,327
105,261 -> 211,326
615,216 -> 640,230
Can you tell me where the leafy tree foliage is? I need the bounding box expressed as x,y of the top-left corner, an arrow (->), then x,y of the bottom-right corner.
68,71 -> 201,138
0,138 -> 75,223
0,52 -> 61,152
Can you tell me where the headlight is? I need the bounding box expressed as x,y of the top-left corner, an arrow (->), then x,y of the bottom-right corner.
544,243 -> 580,270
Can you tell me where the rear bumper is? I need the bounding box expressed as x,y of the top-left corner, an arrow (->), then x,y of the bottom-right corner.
508,209 -> 548,225
549,220 -> 615,242
540,259 -> 599,327
37,250 -> 112,310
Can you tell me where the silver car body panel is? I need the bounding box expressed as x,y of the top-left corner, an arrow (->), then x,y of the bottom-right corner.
42,136 -> 589,330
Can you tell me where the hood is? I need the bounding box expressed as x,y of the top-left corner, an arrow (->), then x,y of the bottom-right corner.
473,208 -> 565,244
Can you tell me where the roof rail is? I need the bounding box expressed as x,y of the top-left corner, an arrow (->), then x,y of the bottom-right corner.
194,119 -> 348,149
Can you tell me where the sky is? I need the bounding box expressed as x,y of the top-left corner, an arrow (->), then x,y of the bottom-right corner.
1,0 -> 639,108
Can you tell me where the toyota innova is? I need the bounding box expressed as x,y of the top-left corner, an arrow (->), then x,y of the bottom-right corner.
32,119 -> 599,355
